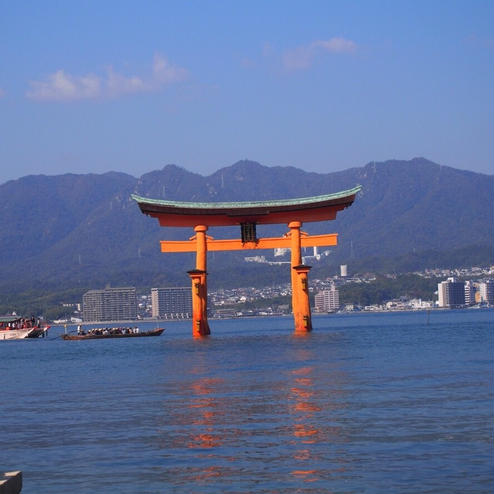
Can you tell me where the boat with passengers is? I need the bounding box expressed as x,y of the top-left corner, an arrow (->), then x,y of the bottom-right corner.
61,325 -> 164,340
0,316 -> 50,340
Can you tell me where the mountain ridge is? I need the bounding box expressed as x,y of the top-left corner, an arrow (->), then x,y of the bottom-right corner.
0,157 -> 492,293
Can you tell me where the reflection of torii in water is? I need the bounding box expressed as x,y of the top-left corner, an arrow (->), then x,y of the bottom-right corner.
132,185 -> 360,337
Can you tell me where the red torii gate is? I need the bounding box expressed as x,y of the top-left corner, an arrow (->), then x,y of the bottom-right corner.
132,185 -> 360,337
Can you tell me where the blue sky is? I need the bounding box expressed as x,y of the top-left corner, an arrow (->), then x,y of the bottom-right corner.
1,0 -> 493,184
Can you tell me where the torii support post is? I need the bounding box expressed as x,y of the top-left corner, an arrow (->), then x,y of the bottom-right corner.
189,225 -> 210,337
289,221 -> 312,332
293,265 -> 312,332
188,269 -> 209,337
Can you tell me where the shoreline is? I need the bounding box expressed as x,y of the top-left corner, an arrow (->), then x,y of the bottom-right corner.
50,306 -> 493,326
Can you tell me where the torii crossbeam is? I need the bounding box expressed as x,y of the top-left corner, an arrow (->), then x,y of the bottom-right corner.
132,185 -> 360,337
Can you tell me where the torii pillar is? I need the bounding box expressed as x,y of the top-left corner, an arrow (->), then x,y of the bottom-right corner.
187,225 -> 210,337
289,221 -> 312,332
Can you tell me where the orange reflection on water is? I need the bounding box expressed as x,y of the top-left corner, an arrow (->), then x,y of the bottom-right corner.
189,432 -> 221,449
291,469 -> 318,482
288,354 -> 350,483
293,423 -> 318,443
191,465 -> 224,481
294,448 -> 311,461
289,367 -> 321,421
289,365 -> 322,479
186,377 -> 224,450
290,387 -> 312,399
291,366 -> 313,376
292,400 -> 322,413
294,376 -> 313,386
190,377 -> 223,395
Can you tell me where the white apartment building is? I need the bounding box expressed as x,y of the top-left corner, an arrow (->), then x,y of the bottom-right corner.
437,277 -> 465,308
274,248 -> 289,257
479,280 -> 494,305
464,280 -> 476,306
314,285 -> 340,312
151,287 -> 192,319
83,287 -> 137,322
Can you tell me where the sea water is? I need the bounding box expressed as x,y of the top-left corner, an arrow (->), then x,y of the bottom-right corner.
1,310 -> 492,493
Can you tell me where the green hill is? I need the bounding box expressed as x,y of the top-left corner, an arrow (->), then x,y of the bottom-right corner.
0,158 -> 492,297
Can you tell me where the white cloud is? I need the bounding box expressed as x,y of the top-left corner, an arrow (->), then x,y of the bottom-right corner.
105,67 -> 149,97
152,54 -> 187,84
26,54 -> 187,102
26,70 -> 101,101
283,37 -> 356,71
312,37 -> 356,54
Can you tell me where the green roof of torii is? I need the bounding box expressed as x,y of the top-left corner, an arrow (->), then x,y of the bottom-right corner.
131,185 -> 361,210
131,185 -> 361,227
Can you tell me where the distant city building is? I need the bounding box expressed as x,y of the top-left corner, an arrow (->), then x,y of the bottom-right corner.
83,287 -> 137,322
408,298 -> 434,310
464,281 -> 476,306
437,277 -> 465,308
302,246 -> 322,264
340,264 -> 348,277
151,287 -> 192,318
245,255 -> 266,263
479,280 -> 494,305
314,285 -> 340,312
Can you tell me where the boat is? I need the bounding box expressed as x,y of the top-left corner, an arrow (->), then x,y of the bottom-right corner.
0,316 -> 50,340
61,326 -> 164,340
